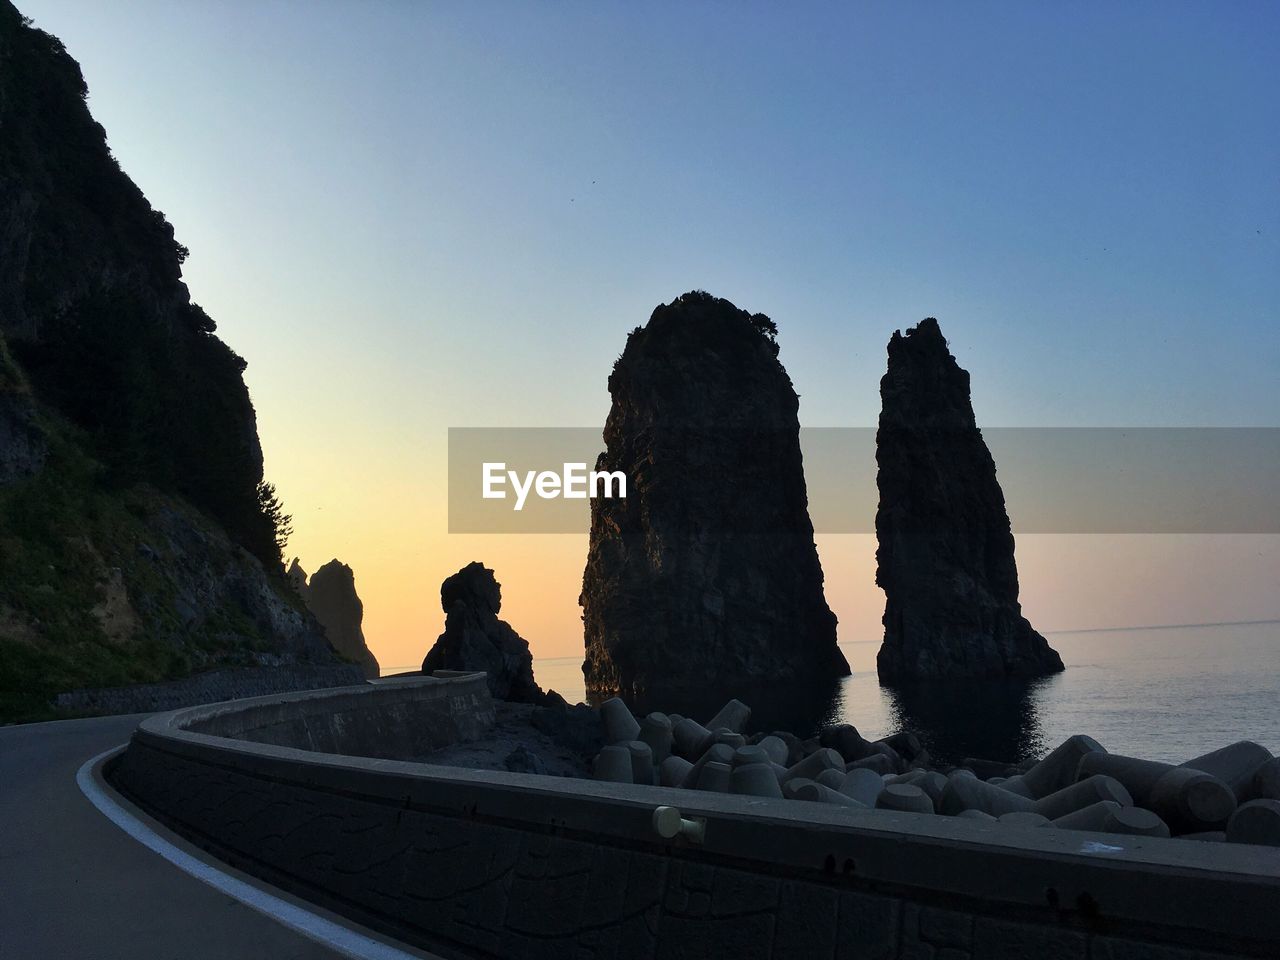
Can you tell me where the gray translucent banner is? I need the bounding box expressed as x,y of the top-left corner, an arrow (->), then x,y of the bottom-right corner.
449,427 -> 1280,534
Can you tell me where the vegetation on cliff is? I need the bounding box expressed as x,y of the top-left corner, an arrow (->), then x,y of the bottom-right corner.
0,4 -> 338,721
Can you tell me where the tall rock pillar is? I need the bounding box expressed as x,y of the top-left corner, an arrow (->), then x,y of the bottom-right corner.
874,318 -> 1064,682
581,291 -> 848,718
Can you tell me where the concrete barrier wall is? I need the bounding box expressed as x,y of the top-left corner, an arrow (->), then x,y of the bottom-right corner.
177,673 -> 494,759
110,675 -> 1280,960
55,664 -> 367,715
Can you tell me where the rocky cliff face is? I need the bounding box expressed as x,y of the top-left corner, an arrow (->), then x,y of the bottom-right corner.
581,291 -> 848,718
0,5 -> 341,721
874,318 -> 1063,682
0,333 -> 44,483
290,558 -> 380,679
422,562 -> 543,703
0,3 -> 276,564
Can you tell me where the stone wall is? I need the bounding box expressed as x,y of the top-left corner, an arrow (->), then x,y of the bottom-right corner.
55,664 -> 365,715
109,676 -> 1279,960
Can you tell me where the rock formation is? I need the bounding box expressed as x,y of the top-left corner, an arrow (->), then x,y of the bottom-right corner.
422,562 -> 543,703
0,6 -> 342,721
0,335 -> 44,484
581,291 -> 848,719
290,558 -> 380,679
0,3 -> 276,565
874,318 -> 1063,682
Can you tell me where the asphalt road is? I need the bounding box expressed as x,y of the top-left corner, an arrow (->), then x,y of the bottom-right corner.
0,714 -> 355,960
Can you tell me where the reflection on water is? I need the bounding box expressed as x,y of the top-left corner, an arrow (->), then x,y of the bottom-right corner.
880,679 -> 1050,764
530,622 -> 1280,763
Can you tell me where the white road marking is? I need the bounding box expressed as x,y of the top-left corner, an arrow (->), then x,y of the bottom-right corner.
76,746 -> 430,960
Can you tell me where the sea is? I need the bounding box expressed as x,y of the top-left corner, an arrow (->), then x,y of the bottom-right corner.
530,621 -> 1280,765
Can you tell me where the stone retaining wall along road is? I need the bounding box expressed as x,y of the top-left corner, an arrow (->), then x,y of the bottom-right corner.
109,673 -> 1280,960
55,664 -> 367,715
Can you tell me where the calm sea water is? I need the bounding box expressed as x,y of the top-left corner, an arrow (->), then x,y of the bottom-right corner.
533,621 -> 1280,764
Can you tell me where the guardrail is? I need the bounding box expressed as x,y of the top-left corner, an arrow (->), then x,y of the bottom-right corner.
109,673 -> 1279,960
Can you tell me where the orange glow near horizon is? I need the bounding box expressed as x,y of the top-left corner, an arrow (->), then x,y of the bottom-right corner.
286,501 -> 1280,672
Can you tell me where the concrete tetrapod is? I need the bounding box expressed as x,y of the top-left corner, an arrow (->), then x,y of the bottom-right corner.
730,762 -> 784,799
888,770 -> 945,810
876,784 -> 934,814
706,699 -> 751,734
1032,775 -> 1133,821
638,713 -> 673,764
594,744 -> 634,784
782,777 -> 817,801
940,776 -> 1037,817
1052,801 -> 1170,838
672,718 -> 715,759
994,775 -> 1034,799
1022,735 -> 1107,798
713,731 -> 746,750
1251,758 -> 1280,801
756,736 -> 789,766
696,761 -> 733,792
821,724 -> 875,763
880,732 -> 921,762
1226,799 -> 1280,847
624,740 -> 654,785
1181,741 -> 1275,802
848,753 -> 896,776
789,781 -> 868,809
600,697 -> 642,745
782,748 -> 844,785
957,809 -> 997,822
840,768 -> 886,808
659,755 -> 693,788
816,769 -> 846,790
732,745 -> 770,768
1077,753 -> 1236,834
681,743 -> 735,788
963,758 -> 1016,780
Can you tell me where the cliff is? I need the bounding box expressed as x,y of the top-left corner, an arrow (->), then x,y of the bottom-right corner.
290,558 -> 380,679
0,5 -> 341,721
581,291 -> 848,718
422,562 -> 543,703
874,318 -> 1064,682
0,2 -> 275,563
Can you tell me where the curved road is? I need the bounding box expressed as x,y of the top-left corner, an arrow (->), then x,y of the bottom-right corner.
0,714 -> 428,960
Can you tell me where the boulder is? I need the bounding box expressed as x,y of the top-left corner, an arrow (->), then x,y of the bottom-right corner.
421,562 -> 543,702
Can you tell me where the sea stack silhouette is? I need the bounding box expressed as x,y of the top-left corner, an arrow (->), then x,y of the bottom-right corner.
422,562 -> 544,703
289,559 -> 380,679
581,291 -> 848,720
874,318 -> 1064,682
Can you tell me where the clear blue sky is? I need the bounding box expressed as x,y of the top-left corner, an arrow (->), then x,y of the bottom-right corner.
19,1 -> 1280,662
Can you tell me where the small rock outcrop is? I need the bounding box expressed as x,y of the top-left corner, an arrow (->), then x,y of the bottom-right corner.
874,318 -> 1064,682
290,558 -> 380,679
581,291 -> 849,715
422,562 -> 543,703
